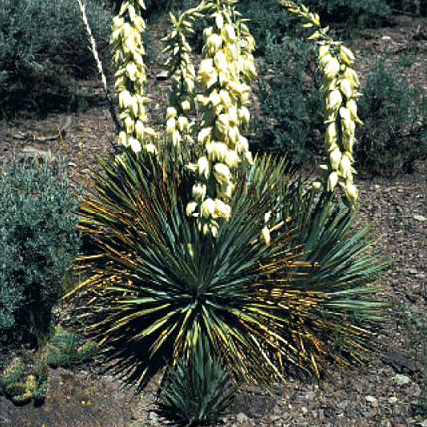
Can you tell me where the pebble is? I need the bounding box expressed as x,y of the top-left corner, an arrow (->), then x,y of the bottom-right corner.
413,214 -> 426,222
388,396 -> 398,404
301,406 -> 308,414
365,395 -> 379,408
236,412 -> 249,423
156,70 -> 169,80
393,374 -> 411,386
148,411 -> 158,422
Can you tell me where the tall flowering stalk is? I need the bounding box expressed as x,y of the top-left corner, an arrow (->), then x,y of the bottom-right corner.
282,1 -> 362,206
111,0 -> 157,154
185,0 -> 257,237
162,3 -> 212,150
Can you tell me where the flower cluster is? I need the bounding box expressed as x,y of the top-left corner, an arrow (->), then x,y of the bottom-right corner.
186,0 -> 256,236
111,0 -> 156,154
163,4 -> 211,149
282,1 -> 362,206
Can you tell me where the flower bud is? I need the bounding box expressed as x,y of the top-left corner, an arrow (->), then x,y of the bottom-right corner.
129,137 -> 141,153
186,201 -> 198,216
135,120 -> 144,141
206,33 -> 223,55
325,122 -> 338,145
126,62 -> 138,81
181,100 -> 191,111
119,90 -> 132,109
166,107 -> 177,119
172,130 -> 181,146
166,118 -> 176,135
214,199 -> 231,219
327,90 -> 343,112
324,57 -> 340,80
345,182 -> 358,203
339,154 -> 352,179
215,13 -> 224,29
223,24 -> 236,42
145,143 -> 157,154
346,99 -> 362,124
224,150 -> 239,168
340,79 -> 353,99
261,226 -> 271,246
201,198 -> 216,218
339,45 -> 355,66
330,148 -> 342,171
327,172 -> 339,191
192,183 -> 207,201
118,131 -> 128,146
198,157 -> 210,180
124,116 -> 134,133
238,106 -> 250,126
198,127 -> 212,145
214,163 -> 231,184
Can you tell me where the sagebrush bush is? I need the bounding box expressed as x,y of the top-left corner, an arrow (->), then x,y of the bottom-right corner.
256,41 -> 427,176
0,158 -> 80,342
255,36 -> 323,166
355,63 -> 427,177
0,0 -> 111,117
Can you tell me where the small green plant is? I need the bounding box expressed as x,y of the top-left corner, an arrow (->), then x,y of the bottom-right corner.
156,338 -> 238,426
355,62 -> 427,177
0,157 -> 81,343
0,357 -> 49,405
46,326 -> 98,368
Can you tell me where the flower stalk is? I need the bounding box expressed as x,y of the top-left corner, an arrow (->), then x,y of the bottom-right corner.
185,0 -> 257,236
111,0 -> 157,154
282,1 -> 362,206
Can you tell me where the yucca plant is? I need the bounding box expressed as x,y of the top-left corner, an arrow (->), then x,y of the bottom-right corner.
67,146 -> 385,390
156,336 -> 238,426
67,0 -> 387,402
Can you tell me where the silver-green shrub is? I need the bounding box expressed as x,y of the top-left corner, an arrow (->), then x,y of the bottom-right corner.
0,158 -> 80,342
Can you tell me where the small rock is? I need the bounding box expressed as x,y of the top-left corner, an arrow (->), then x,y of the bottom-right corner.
416,421 -> 427,427
156,70 -> 169,80
304,391 -> 316,400
365,395 -> 379,408
236,412 -> 249,423
413,214 -> 426,222
382,35 -> 392,40
269,415 -> 281,422
407,381 -> 421,397
393,374 -> 411,386
388,396 -> 398,404
148,411 -> 158,422
301,406 -> 308,414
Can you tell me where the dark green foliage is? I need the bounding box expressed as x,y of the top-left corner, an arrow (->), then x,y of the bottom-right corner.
157,338 -> 238,426
236,0 -> 297,56
255,36 -> 324,166
0,0 -> 111,117
46,326 -> 98,368
355,63 -> 427,177
0,158 -> 80,343
68,146 -> 385,392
